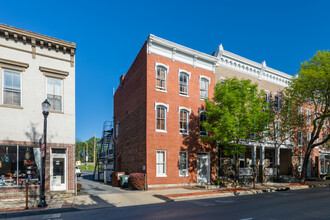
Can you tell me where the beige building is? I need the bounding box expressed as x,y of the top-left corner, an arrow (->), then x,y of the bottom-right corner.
213,44 -> 294,182
0,23 -> 76,194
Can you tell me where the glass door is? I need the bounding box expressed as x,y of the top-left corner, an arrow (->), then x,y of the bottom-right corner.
50,149 -> 66,191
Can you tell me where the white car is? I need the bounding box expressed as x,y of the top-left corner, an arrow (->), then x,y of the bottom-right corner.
75,166 -> 82,177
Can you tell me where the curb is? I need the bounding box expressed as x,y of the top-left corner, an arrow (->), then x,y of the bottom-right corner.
0,207 -> 79,219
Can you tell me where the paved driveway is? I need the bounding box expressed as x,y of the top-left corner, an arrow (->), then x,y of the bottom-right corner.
78,171 -> 125,195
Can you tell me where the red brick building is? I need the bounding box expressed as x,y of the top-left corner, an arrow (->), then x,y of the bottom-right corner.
114,35 -> 218,188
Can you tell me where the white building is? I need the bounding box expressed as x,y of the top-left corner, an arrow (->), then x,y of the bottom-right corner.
0,23 -> 76,194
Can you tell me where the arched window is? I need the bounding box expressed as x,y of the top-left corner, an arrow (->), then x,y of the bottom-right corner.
155,63 -> 168,91
155,102 -> 168,132
178,70 -> 190,96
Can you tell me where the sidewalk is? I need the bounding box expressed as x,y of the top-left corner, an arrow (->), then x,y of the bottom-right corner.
1,180 -> 330,217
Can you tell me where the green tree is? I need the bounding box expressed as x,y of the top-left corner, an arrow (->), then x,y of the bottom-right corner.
75,136 -> 100,163
202,78 -> 271,178
286,50 -> 330,182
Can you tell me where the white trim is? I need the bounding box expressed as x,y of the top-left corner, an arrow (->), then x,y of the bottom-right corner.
199,75 -> 211,84
46,77 -> 63,112
178,69 -> 191,79
154,102 -> 169,112
155,62 -> 169,92
178,106 -> 191,114
148,35 -> 217,72
2,69 -> 22,106
156,150 -> 167,177
199,110 -> 208,136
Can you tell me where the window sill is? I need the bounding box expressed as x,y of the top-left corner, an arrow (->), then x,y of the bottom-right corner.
156,89 -> 167,93
50,110 -> 64,114
156,175 -> 167,177
200,98 -> 207,101
156,130 -> 167,133
179,94 -> 189,97
0,104 -> 23,109
180,132 -> 189,136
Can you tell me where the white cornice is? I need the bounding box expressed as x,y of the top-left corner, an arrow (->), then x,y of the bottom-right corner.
147,34 -> 217,73
214,44 -> 293,87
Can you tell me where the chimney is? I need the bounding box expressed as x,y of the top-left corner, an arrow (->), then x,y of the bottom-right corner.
120,74 -> 125,85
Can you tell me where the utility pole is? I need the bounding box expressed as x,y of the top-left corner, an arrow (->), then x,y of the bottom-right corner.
85,142 -> 88,171
94,133 -> 96,167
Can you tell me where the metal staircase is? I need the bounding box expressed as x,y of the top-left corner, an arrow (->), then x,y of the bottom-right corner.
93,121 -> 114,181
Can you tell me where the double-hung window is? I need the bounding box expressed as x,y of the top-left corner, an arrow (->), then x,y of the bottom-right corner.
179,70 -> 190,96
179,151 -> 188,177
47,77 -> 63,112
307,108 -> 311,124
199,111 -> 207,136
156,150 -> 166,177
155,63 -> 168,91
275,95 -> 281,110
179,108 -> 189,134
3,70 -> 21,106
323,134 -> 327,149
199,76 -> 210,100
298,131 -> 303,147
155,102 -> 168,132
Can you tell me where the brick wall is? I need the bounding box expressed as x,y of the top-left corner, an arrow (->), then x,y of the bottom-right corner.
114,43 -> 147,174
146,53 -> 216,185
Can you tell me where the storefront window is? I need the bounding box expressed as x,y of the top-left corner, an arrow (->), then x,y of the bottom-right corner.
0,145 -> 40,187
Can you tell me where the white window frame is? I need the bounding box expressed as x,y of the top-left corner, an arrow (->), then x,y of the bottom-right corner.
155,102 -> 169,133
179,151 -> 188,177
156,150 -> 167,177
46,77 -> 63,112
298,131 -> 303,147
2,69 -> 22,106
178,106 -> 191,135
199,75 -> 210,100
323,134 -> 327,149
275,95 -> 281,110
307,108 -> 311,124
298,106 -> 303,116
178,69 -> 191,97
199,110 -> 208,136
115,122 -> 119,138
155,63 -> 169,92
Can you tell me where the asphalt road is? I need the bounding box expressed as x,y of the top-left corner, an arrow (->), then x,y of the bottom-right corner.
78,171 -> 125,195
9,187 -> 330,220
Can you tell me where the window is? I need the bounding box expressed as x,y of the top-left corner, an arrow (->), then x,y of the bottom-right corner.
199,76 -> 210,100
307,132 -> 311,144
155,103 -> 168,132
179,108 -> 190,134
307,108 -> 311,124
3,70 -> 21,106
298,156 -> 302,172
47,77 -> 63,111
0,145 -> 40,187
264,92 -> 269,108
285,128 -> 291,141
323,134 -> 327,149
155,63 -> 168,91
275,95 -> 281,110
298,131 -> 303,147
200,111 -> 207,136
275,122 -> 280,140
298,106 -> 303,116
179,151 -> 188,177
156,150 -> 166,177
115,122 -> 119,138
179,71 -> 189,96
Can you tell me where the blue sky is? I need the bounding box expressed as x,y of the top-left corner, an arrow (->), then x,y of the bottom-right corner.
1,0 -> 329,141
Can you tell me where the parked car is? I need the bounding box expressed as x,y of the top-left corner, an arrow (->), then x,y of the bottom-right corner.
75,166 -> 82,177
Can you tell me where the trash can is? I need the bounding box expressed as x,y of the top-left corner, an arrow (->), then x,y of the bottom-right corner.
120,175 -> 129,188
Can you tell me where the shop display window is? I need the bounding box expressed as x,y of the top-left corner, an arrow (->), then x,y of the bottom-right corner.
0,145 -> 40,187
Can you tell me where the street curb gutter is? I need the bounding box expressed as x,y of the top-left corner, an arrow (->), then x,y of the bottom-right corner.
0,207 -> 79,219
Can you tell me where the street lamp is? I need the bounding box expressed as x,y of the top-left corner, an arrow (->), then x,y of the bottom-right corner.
38,99 -> 50,208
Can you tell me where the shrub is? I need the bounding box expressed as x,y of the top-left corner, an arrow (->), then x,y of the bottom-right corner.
128,173 -> 145,190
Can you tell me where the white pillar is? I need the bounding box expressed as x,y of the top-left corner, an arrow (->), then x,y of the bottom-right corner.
252,145 -> 257,166
260,146 -> 265,166
275,147 -> 280,166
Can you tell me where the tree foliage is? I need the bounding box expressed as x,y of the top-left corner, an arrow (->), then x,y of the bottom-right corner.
202,78 -> 271,157
285,50 -> 330,182
75,136 -> 100,162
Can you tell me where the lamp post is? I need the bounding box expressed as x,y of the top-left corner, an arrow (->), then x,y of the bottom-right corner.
38,99 -> 50,208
